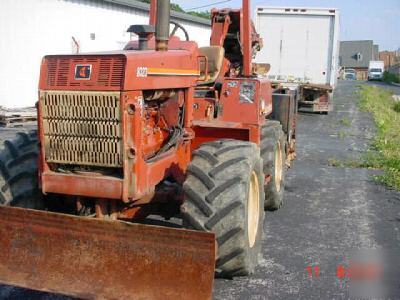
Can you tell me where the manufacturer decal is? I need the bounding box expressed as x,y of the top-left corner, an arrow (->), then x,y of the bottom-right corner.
136,67 -> 148,78
228,81 -> 238,88
239,82 -> 256,103
74,65 -> 92,80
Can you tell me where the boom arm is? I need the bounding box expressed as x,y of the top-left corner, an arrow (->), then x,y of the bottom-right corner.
210,0 -> 262,77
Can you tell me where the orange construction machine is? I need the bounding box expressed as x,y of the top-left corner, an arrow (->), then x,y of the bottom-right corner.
0,0 -> 297,299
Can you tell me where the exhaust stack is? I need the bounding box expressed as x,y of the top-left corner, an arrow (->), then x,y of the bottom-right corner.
156,0 -> 170,51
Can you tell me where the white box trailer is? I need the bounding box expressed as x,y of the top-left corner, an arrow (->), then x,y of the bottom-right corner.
255,6 -> 340,113
368,61 -> 384,81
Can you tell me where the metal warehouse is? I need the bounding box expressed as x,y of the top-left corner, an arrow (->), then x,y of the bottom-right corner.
0,0 -> 211,108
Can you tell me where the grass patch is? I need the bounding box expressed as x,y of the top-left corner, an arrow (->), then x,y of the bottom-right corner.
357,85 -> 400,190
328,157 -> 343,167
328,157 -> 371,168
338,130 -> 347,139
339,117 -> 351,126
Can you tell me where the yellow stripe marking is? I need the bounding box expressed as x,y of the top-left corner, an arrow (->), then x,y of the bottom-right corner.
147,68 -> 200,76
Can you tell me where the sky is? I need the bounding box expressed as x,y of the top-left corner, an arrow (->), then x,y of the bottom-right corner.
172,0 -> 400,51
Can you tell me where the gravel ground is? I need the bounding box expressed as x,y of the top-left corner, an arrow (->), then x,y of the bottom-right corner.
1,80 -> 400,299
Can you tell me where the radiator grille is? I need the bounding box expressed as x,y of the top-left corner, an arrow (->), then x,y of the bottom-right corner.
41,91 -> 123,167
46,56 -> 125,89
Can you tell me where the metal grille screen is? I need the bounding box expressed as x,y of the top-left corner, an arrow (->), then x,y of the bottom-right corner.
41,91 -> 122,167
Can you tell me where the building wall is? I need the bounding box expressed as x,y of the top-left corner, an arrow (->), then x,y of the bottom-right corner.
0,0 -> 211,108
354,68 -> 368,80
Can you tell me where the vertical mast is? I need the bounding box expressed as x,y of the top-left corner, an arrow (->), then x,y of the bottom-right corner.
242,0 -> 252,76
149,0 -> 157,26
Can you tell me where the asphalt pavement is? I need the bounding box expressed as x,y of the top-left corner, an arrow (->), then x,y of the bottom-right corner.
1,80 -> 400,299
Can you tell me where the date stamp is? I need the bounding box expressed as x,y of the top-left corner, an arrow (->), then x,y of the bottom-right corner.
305,262 -> 382,280
304,250 -> 400,299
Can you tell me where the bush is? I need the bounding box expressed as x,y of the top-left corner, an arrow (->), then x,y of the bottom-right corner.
394,101 -> 400,113
383,71 -> 400,84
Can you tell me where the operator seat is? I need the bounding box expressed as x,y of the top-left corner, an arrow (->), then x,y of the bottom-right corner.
198,46 -> 225,85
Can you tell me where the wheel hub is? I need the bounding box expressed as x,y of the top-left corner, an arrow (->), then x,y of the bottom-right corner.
274,141 -> 283,192
247,171 -> 260,248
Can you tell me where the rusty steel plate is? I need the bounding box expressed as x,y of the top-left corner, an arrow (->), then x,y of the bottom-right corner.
0,205 -> 215,299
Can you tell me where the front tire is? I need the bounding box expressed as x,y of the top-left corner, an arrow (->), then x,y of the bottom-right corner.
182,140 -> 265,278
0,131 -> 43,209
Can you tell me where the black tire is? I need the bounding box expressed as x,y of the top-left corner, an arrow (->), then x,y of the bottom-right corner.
261,121 -> 286,211
0,130 -> 44,209
182,139 -> 265,278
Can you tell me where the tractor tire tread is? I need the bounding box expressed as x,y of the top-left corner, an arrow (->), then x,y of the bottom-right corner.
0,131 -> 43,209
216,227 -> 243,248
187,164 -> 215,190
209,157 -> 247,177
193,149 -> 219,166
205,176 -> 242,204
216,248 -> 245,268
204,200 -> 242,230
261,122 -> 286,211
182,140 -> 265,278
181,212 -> 207,231
214,144 -> 253,156
183,185 -> 213,217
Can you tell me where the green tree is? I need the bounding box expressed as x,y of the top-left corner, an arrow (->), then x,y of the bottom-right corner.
136,0 -> 210,19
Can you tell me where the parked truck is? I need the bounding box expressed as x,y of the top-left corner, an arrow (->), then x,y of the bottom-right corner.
368,60 -> 384,81
255,6 -> 340,113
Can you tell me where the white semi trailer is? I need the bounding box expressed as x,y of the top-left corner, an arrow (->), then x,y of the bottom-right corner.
255,7 -> 340,113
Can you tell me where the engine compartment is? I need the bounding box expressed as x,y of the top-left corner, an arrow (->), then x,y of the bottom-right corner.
141,89 -> 185,160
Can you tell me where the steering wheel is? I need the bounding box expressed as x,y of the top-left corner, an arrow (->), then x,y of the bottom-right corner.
170,21 -> 190,41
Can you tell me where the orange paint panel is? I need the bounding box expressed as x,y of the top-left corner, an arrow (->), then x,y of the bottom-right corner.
39,55 -> 126,91
219,79 -> 259,124
192,126 -> 249,151
192,98 -> 215,122
42,172 -> 123,199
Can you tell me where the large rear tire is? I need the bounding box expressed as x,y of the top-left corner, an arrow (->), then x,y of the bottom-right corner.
261,121 -> 286,211
182,139 -> 265,278
0,130 -> 44,209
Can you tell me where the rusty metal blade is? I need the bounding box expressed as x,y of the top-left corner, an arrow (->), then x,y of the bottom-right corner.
0,205 -> 215,300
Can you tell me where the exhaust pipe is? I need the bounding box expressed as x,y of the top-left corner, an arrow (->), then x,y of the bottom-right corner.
156,0 -> 170,51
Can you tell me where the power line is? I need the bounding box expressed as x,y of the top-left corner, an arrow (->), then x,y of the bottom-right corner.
187,0 -> 232,11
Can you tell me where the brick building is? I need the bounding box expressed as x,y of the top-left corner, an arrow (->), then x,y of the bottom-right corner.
379,51 -> 397,70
